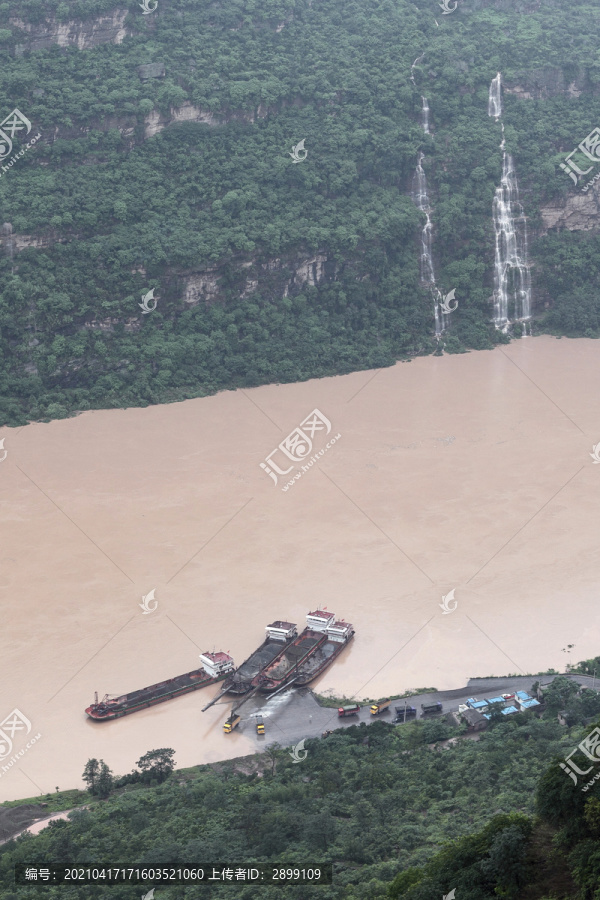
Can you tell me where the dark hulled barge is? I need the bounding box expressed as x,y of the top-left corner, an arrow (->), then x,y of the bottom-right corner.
220,621 -> 298,695
85,652 -> 234,721
256,611 -> 353,692
294,617 -> 354,686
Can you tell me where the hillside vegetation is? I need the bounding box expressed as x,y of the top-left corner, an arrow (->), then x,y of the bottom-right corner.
0,0 -> 599,424
2,692 -> 600,899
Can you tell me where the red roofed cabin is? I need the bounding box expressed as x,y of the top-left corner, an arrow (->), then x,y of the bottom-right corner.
199,652 -> 235,678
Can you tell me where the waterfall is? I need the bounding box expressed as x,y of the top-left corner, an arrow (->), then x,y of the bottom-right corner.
412,97 -> 443,335
410,53 -> 425,86
488,72 -> 502,119
488,74 -> 532,333
421,96 -> 430,134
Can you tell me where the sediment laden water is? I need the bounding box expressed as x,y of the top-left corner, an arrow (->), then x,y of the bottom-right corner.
488,72 -> 532,333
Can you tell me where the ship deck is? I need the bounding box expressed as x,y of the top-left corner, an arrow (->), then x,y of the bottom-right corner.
295,640 -> 337,677
261,635 -> 322,681
228,639 -> 287,684
115,668 -> 209,706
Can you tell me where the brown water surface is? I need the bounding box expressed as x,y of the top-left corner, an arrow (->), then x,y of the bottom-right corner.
1,336 -> 599,800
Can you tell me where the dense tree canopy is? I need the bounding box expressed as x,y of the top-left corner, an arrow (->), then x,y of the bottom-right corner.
0,710 -> 594,899
0,0 -> 598,424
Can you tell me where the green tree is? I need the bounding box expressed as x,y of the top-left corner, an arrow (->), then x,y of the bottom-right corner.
136,748 -> 176,783
81,758 -> 100,793
96,761 -> 114,799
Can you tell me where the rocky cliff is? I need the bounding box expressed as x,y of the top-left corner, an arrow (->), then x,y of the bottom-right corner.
10,9 -> 128,52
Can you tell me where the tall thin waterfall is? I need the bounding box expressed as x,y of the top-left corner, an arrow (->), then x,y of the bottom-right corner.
488,73 -> 532,332
488,72 -> 502,119
410,53 -> 425,86
421,96 -> 430,134
412,96 -> 443,335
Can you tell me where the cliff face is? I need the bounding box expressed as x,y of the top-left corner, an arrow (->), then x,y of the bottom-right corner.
539,181 -> 600,234
10,9 -> 128,52
2,4 -> 598,332
0,213 -> 334,323
501,69 -> 600,234
183,254 -> 334,308
504,66 -> 599,100
144,102 -> 259,138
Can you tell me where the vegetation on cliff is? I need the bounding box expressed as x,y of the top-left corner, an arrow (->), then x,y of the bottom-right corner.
0,0 -> 599,425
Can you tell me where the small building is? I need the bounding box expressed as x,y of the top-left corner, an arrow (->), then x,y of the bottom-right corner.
519,698 -> 541,711
515,690 -> 531,702
557,710 -> 569,726
538,683 -> 553,701
470,700 -> 489,711
466,697 -> 478,707
459,708 -> 488,732
501,705 -> 519,715
487,697 -> 505,706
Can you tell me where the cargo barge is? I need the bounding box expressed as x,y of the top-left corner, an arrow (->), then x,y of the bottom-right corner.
85,652 -> 234,721
255,611 -> 353,692
294,618 -> 354,686
221,621 -> 298,695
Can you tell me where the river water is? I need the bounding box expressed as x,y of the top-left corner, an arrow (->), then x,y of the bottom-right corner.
1,336 -> 599,800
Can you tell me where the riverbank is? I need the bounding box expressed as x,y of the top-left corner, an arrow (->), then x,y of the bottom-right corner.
1,669 -> 589,840
2,336 -> 599,800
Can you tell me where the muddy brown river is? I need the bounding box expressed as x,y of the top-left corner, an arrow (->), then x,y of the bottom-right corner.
1,335 -> 599,800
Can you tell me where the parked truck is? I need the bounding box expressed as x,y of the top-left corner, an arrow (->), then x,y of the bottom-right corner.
370,698 -> 391,716
255,715 -> 265,735
338,704 -> 360,718
394,705 -> 417,722
421,701 -> 443,715
224,713 -> 241,733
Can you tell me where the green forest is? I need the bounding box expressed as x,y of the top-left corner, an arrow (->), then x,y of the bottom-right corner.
0,0 -> 599,425
3,675 -> 600,898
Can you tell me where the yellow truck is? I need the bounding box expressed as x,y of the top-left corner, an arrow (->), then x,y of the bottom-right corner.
224,713 -> 241,733
370,698 -> 391,716
256,715 -> 265,735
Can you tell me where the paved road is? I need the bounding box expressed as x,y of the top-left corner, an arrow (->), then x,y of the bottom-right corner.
231,672 -> 595,752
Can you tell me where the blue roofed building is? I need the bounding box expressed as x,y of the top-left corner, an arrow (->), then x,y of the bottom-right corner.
519,698 -> 541,711
487,697 -> 505,705
502,706 -> 519,715
471,700 -> 489,710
